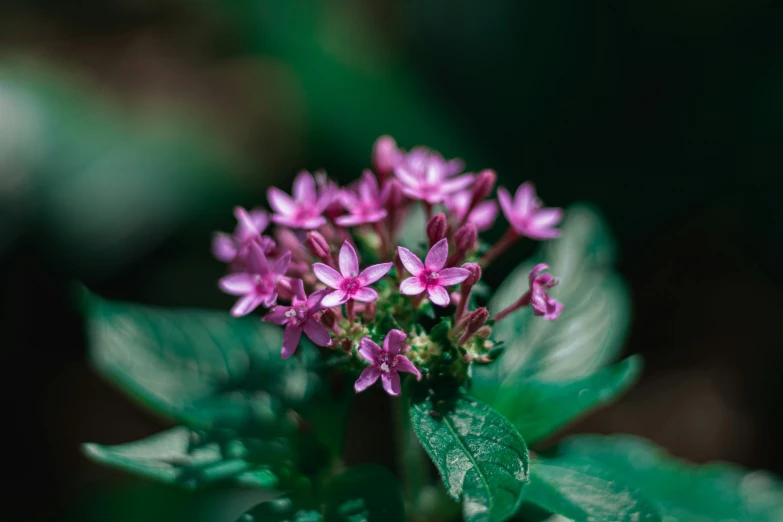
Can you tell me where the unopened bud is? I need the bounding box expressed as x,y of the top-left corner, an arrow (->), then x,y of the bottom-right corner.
471,169 -> 497,206
382,178 -> 405,209
340,338 -> 354,353
306,232 -> 331,263
455,223 -> 478,252
462,352 -> 474,363
363,301 -> 377,321
426,212 -> 448,246
276,228 -> 308,261
320,308 -> 338,328
462,262 -> 482,286
372,135 -> 402,181
467,307 -> 489,332
476,325 -> 492,339
393,250 -> 404,278
276,277 -> 298,300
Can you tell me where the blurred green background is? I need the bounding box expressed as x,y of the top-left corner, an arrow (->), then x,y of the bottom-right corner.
0,0 -> 781,520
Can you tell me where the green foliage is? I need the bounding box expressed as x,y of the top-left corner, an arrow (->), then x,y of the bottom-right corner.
239,498 -> 323,522
538,435 -> 783,522
471,356 -> 642,445
83,427 -> 278,490
323,465 -> 406,522
410,390 -> 530,522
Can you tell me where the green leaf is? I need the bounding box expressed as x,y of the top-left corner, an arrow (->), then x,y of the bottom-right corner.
471,356 -> 642,445
82,427 -> 279,490
525,456 -> 661,522
479,205 -> 630,383
542,435 -> 783,522
82,291 -> 319,430
323,465 -> 406,522
239,498 -> 323,522
410,391 -> 530,522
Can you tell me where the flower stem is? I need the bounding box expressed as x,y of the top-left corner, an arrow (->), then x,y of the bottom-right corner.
346,300 -> 356,322
479,227 -> 520,267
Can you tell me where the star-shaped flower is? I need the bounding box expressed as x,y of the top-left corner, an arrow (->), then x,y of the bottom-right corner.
313,241 -> 392,307
394,147 -> 473,204
218,243 -> 291,316
264,279 -> 331,359
212,206 -> 275,268
267,171 -> 333,229
498,182 -> 563,240
397,238 -> 470,306
354,329 -> 421,396
335,170 -> 388,227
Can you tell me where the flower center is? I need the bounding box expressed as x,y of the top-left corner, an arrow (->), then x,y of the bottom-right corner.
340,277 -> 361,295
253,274 -> 276,294
419,269 -> 440,287
285,303 -> 309,325
376,353 -> 396,373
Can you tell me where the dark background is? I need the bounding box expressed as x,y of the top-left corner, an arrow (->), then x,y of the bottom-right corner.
0,1 -> 781,520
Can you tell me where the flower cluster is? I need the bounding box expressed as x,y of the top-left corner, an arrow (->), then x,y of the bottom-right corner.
213,136 -> 564,396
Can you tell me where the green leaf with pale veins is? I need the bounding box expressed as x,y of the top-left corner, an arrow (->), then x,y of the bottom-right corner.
525,455 -> 661,522
323,465 -> 406,522
478,205 -> 630,385
471,356 -> 642,445
410,390 -> 530,522
82,291 -> 320,430
82,427 -> 280,490
543,435 -> 783,522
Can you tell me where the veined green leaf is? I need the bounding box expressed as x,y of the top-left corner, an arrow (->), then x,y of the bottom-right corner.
410,391 -> 530,522
82,427 -> 280,490
323,465 -> 406,522
471,356 -> 641,445
545,435 -> 783,522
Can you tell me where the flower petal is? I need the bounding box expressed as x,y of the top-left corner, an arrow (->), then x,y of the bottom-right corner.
263,306 -> 290,325
530,208 -> 564,228
231,294 -> 264,317
351,287 -> 378,302
497,187 -> 515,223
425,238 -> 449,271
250,209 -> 269,233
397,246 -> 424,276
468,200 -> 499,231
355,366 -> 382,392
245,242 -> 271,275
383,329 -> 407,356
400,277 -> 426,295
358,263 -> 393,286
212,233 -> 237,263
440,174 -> 475,194
358,338 -> 382,362
338,241 -> 360,278
394,165 -> 421,189
427,285 -> 450,307
338,189 -> 361,210
267,187 -> 296,216
335,214 -> 368,227
514,182 -> 536,216
272,250 -> 291,275
382,371 -> 401,396
359,170 -> 380,201
293,171 -> 317,204
313,263 -> 343,289
321,290 -> 349,308
394,355 -> 421,380
307,288 -> 329,311
281,324 -> 303,359
437,267 -> 470,286
218,273 -> 255,295
303,318 -> 331,347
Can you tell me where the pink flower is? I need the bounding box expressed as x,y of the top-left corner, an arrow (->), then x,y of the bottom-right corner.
445,191 -> 499,232
218,243 -> 291,316
212,207 -> 276,266
264,279 -> 331,359
313,241 -> 392,307
498,182 -> 563,240
526,263 -> 563,320
354,329 -> 421,396
335,170 -> 388,227
398,238 -> 470,307
267,171 -> 332,229
394,147 -> 474,204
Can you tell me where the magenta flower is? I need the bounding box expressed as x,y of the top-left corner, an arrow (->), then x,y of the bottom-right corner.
398,238 -> 470,307
445,191 -> 499,232
526,263 -> 563,319
335,170 -> 388,227
267,171 -> 332,229
212,207 -> 275,266
313,241 -> 392,307
394,147 -> 474,204
498,182 -> 563,240
354,329 -> 421,396
218,243 -> 291,316
264,280 -> 331,359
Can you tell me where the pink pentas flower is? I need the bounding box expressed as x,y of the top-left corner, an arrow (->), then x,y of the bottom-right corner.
335,170 -> 388,227
394,147 -> 474,204
445,191 -> 499,232
498,182 -> 563,240
354,329 -> 421,396
313,241 -> 393,307
212,207 -> 276,266
526,263 -> 563,320
398,238 -> 470,307
267,171 -> 332,229
218,243 -> 291,316
264,279 -> 331,359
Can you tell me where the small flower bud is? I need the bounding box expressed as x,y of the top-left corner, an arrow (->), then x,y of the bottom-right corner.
372,135 -> 402,182
382,178 -> 405,209
320,308 -> 338,328
476,325 -> 492,339
470,169 -> 497,206
340,338 -> 354,353
455,223 -> 478,252
276,228 -> 308,261
459,307 -> 489,345
363,301 -> 377,321
426,212 -> 448,246
462,262 -> 482,286
393,250 -> 404,278
450,291 -> 461,307
276,277 -> 298,300
306,231 -> 332,264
